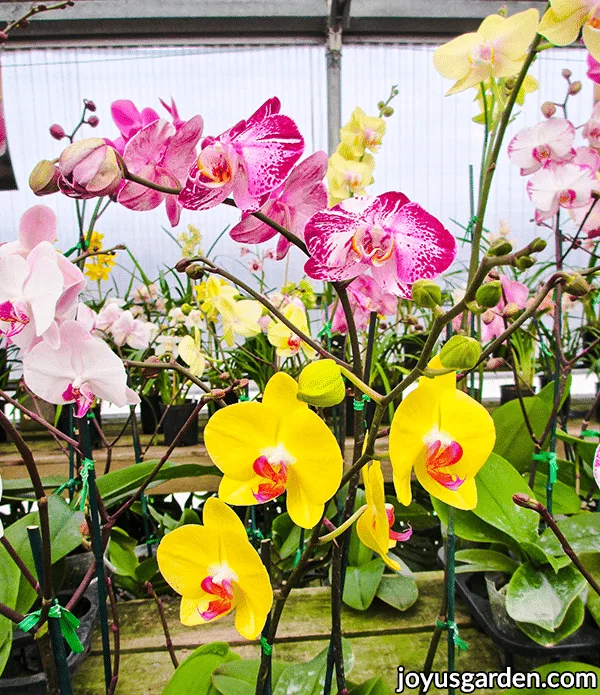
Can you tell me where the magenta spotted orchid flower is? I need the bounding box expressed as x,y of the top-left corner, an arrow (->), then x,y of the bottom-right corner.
179,97 -> 304,213
508,118 -> 576,176
304,192 -> 457,297
331,275 -> 397,334
230,151 -> 327,258
23,320 -> 139,418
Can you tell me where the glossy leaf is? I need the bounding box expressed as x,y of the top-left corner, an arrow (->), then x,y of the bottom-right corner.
163,642 -> 240,695
516,596 -> 585,647
375,574 -> 418,611
108,527 -> 138,579
530,472 -> 581,515
455,549 -> 518,575
347,678 -> 391,695
212,659 -> 287,695
343,558 -> 385,611
431,498 -> 515,546
539,513 -> 600,557
0,542 -> 20,674
506,562 -> 586,631
582,555 -> 600,629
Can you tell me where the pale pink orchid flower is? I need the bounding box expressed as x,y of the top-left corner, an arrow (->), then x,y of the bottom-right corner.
229,151 -> 328,259
23,320 -> 139,418
508,118 -> 576,176
583,102 -> 600,149
481,275 -> 529,342
527,149 -> 600,223
571,199 -> 600,239
331,275 -> 397,333
95,302 -> 124,333
588,53 -> 600,85
76,303 -> 97,333
179,97 -> 304,213
304,192 -> 457,297
117,111 -> 204,227
110,310 -> 150,349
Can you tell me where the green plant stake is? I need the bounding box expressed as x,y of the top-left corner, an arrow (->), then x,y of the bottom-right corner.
130,405 -> 153,556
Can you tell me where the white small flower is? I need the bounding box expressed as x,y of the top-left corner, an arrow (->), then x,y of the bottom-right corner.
154,335 -> 181,358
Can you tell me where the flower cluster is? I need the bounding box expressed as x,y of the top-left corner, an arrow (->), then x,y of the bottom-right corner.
84,231 -> 116,282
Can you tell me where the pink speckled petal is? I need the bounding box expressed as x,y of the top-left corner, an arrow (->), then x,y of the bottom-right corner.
162,114 -> 204,181
364,190 -> 411,225
178,165 -> 233,211
304,255 -> 367,282
282,151 -> 328,207
122,119 -> 176,174
117,164 -> 174,211
594,443 -> 600,489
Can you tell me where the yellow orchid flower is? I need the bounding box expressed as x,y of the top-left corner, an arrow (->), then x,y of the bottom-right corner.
220,299 -> 263,347
539,0 -> 600,60
267,303 -> 316,360
340,107 -> 386,159
326,151 -> 375,205
179,328 -> 206,377
156,497 -> 272,640
389,356 -> 496,510
433,8 -> 539,95
356,461 -> 412,571
196,277 -> 238,321
204,372 -> 343,528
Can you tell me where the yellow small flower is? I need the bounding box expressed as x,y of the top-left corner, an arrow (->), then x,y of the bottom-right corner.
356,461 -> 412,571
539,1 -> 600,61
204,372 -> 343,528
389,356 -> 496,510
267,303 -> 316,360
84,231 -> 116,282
220,299 -> 263,347
326,151 -> 375,205
340,107 -> 386,159
179,328 -> 206,377
157,497 -> 273,640
434,9 -> 540,95
196,277 -> 238,321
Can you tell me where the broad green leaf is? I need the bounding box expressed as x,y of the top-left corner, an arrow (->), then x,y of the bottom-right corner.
455,549 -> 518,575
530,472 -> 581,515
537,375 -> 571,413
212,659 -> 286,695
0,543 -> 20,674
516,596 -> 585,647
343,558 -> 385,611
518,540 -> 571,573
506,562 -> 586,631
108,528 -> 139,579
271,513 -> 302,561
347,489 -> 374,567
273,639 -> 353,695
5,496 -> 84,614
347,677 -> 391,695
472,454 -> 539,544
431,498 -> 515,546
582,555 -> 600,629
375,575 -> 418,611
163,642 -> 240,695
385,497 -> 439,531
505,661 -> 600,694
539,513 -> 600,557
492,396 -> 551,472
135,556 -> 159,584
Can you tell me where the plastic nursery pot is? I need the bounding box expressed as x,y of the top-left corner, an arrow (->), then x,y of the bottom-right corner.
0,582 -> 99,694
162,401 -> 198,447
140,394 -> 163,435
499,384 -> 536,405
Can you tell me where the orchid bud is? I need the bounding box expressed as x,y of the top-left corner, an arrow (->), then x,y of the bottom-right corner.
57,138 -> 122,198
486,357 -> 504,370
84,99 -> 97,112
440,335 -> 481,370
411,279 -> 442,309
180,303 -> 193,316
185,263 -> 204,280
476,281 -> 502,308
481,309 -> 496,325
487,238 -> 513,257
382,106 -> 394,117
562,68 -> 572,79
141,356 -> 162,380
211,388 -> 227,400
297,359 -> 346,408
540,102 -> 557,118
503,302 -> 520,318
563,272 -> 590,297
515,255 -> 535,271
529,238 -> 547,253
50,123 -> 65,140
29,159 -> 60,196
88,115 -> 99,127
568,80 -> 582,95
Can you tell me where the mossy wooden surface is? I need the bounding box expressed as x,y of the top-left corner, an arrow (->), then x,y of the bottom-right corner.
73,571 -> 506,694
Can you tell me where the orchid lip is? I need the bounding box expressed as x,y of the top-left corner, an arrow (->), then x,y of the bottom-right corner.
0,301 -> 30,338
423,429 -> 465,491
252,444 -> 295,502
199,570 -> 236,621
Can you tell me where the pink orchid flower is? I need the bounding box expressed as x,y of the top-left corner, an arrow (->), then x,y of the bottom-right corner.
109,99 -> 161,155
508,118 -> 575,176
331,275 -> 397,333
23,320 -> 139,418
304,192 -> 457,297
583,103 -> 600,149
179,97 -> 305,213
229,151 -> 328,259
481,275 -> 529,342
527,148 -> 600,223
0,241 -> 66,350
117,109 -> 204,227
571,199 -> 600,238
110,310 -> 150,349
95,302 -> 124,332
587,53 -> 600,84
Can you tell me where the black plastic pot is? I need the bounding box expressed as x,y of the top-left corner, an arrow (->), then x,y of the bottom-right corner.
163,401 -> 198,447
0,582 -> 99,693
499,384 -> 536,405
140,394 -> 163,435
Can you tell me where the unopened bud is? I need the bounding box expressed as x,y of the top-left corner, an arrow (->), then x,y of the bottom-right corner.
440,335 -> 481,370
377,101 -> 385,109
515,255 -> 535,271
503,302 -> 520,318
218,372 -> 230,381
180,303 -> 193,316
487,238 -> 513,257
540,101 -> 557,118
141,356 -> 162,379
476,281 -> 502,308
297,359 -> 346,408
49,123 -> 65,140
211,388 -> 227,400
236,378 -> 250,390
88,115 -> 99,127
481,309 -> 496,325
84,99 -> 96,112
411,279 -> 442,309
29,159 -> 59,196
568,80 -> 582,95
563,272 -> 590,297
562,68 -> 572,80
175,258 -> 192,273
504,76 -> 516,92
382,106 -> 394,117
486,357 -> 504,370
185,263 -> 204,280
529,238 -> 547,253
497,5 -> 508,16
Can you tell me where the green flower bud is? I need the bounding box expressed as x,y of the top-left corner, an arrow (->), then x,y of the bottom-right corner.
297,359 -> 346,407
563,272 -> 590,297
529,238 -> 547,253
411,279 -> 442,309
475,281 -> 502,308
440,335 -> 481,370
382,106 -> 394,117
29,159 -> 59,196
487,238 -> 513,257
515,255 -> 535,271
181,303 -> 193,316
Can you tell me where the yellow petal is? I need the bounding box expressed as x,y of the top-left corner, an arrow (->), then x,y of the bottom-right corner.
156,525 -> 214,598
583,15 -> 600,62
286,469 -> 325,528
204,402 -> 279,480
262,371 -> 306,416
495,8 -> 539,59
539,4 -> 588,45
433,32 -> 479,80
180,596 -> 214,626
219,474 -> 263,506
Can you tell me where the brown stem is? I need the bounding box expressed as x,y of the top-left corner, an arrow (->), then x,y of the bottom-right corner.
71,244 -> 125,264
3,0 -> 74,35
0,535 -> 40,593
146,582 -> 179,669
